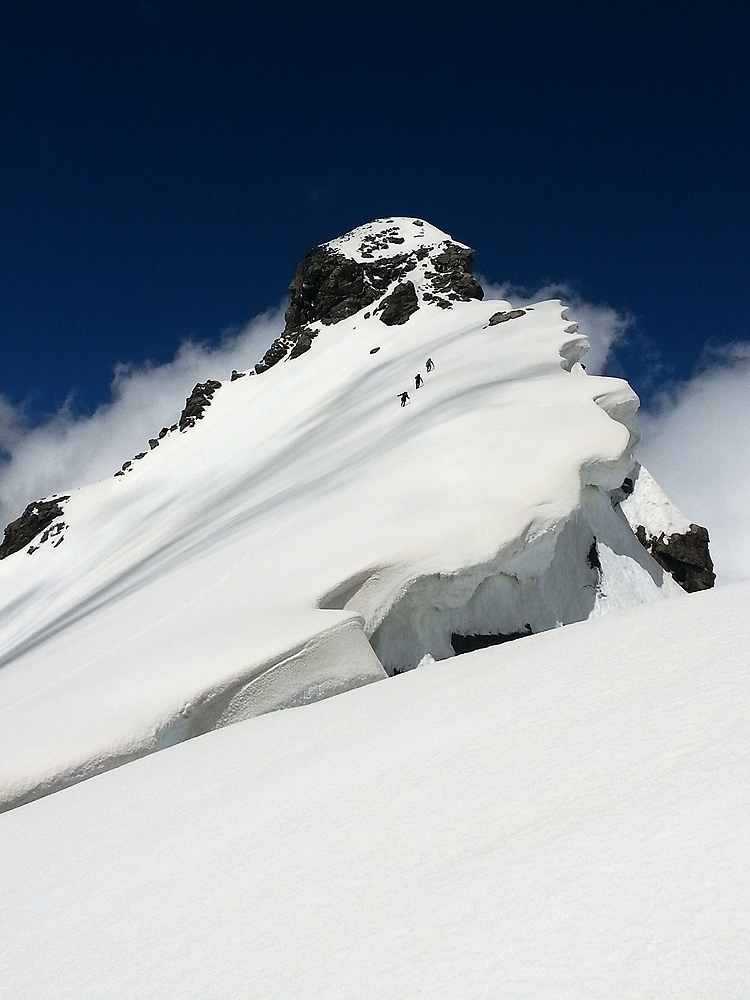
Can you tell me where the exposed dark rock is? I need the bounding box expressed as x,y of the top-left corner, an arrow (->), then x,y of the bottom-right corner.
255,336 -> 294,374
587,539 -> 602,573
358,226 -> 407,257
178,380 -> 222,431
39,522 -> 64,546
230,369 -> 247,382
288,326 -> 318,359
0,496 -> 70,560
422,291 -> 452,309
636,523 -> 716,592
428,244 -> 484,302
489,309 -> 526,325
158,427 -> 169,439
609,475 -> 636,508
379,281 -> 419,326
121,461 -> 132,470
134,452 -> 146,461
452,625 -> 533,655
254,225 -> 484,372
369,347 -> 380,354
148,439 -> 159,450
284,246 -> 415,333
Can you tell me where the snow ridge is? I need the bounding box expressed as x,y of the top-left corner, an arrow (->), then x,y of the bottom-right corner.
0,218 -> 711,810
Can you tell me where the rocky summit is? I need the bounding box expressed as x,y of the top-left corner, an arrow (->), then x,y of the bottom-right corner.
254,217 -> 484,372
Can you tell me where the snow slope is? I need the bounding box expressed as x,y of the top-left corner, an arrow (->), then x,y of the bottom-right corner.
1,580 -> 747,999
0,219 -> 685,810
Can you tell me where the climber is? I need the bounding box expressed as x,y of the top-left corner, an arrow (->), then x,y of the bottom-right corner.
415,373 -> 424,389
399,391 -> 410,407
425,358 -> 434,372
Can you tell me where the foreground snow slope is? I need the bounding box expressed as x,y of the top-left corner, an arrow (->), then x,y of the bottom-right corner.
1,581 -> 747,999
0,219 -> 684,810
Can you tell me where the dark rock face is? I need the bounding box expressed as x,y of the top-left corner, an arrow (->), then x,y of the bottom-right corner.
288,325 -> 318,359
427,245 -> 484,303
285,246 -> 418,330
489,309 -> 526,325
254,224 -> 485,373
636,523 -> 716,592
587,539 -> 602,573
254,336 -> 293,374
378,281 -> 419,326
178,380 -> 223,432
357,225 -> 406,258
255,245 -> 418,373
0,496 -> 70,560
452,625 -> 533,654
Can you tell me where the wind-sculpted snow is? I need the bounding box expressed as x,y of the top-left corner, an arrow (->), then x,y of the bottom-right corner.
0,218 -> 693,810
1,581 -> 747,998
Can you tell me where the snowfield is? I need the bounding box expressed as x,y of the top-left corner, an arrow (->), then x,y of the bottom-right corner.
0,219 -> 689,811
1,580 -> 748,999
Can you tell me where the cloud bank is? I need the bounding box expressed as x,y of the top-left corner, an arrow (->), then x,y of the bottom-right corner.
638,343 -> 750,584
0,307 -> 284,528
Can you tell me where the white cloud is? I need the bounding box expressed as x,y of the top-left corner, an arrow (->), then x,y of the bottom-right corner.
638,343 -> 750,584
0,307 -> 284,529
479,279 -> 631,374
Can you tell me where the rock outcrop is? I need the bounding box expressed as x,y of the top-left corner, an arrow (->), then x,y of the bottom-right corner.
254,218 -> 485,373
616,464 -> 716,593
178,380 -> 223,432
427,244 -> 484,303
0,496 -> 70,560
489,309 -> 526,325
635,523 -> 716,592
378,281 -> 419,326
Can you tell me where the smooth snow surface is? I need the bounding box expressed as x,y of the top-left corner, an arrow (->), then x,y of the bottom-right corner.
0,219 -> 685,809
1,581 -> 748,999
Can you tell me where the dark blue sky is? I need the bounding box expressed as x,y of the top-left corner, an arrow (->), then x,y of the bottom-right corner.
2,1 -> 748,418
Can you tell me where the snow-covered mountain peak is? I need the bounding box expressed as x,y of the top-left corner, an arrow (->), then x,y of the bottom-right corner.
325,217 -> 462,262
253,218 -> 484,373
0,218 -> 715,812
